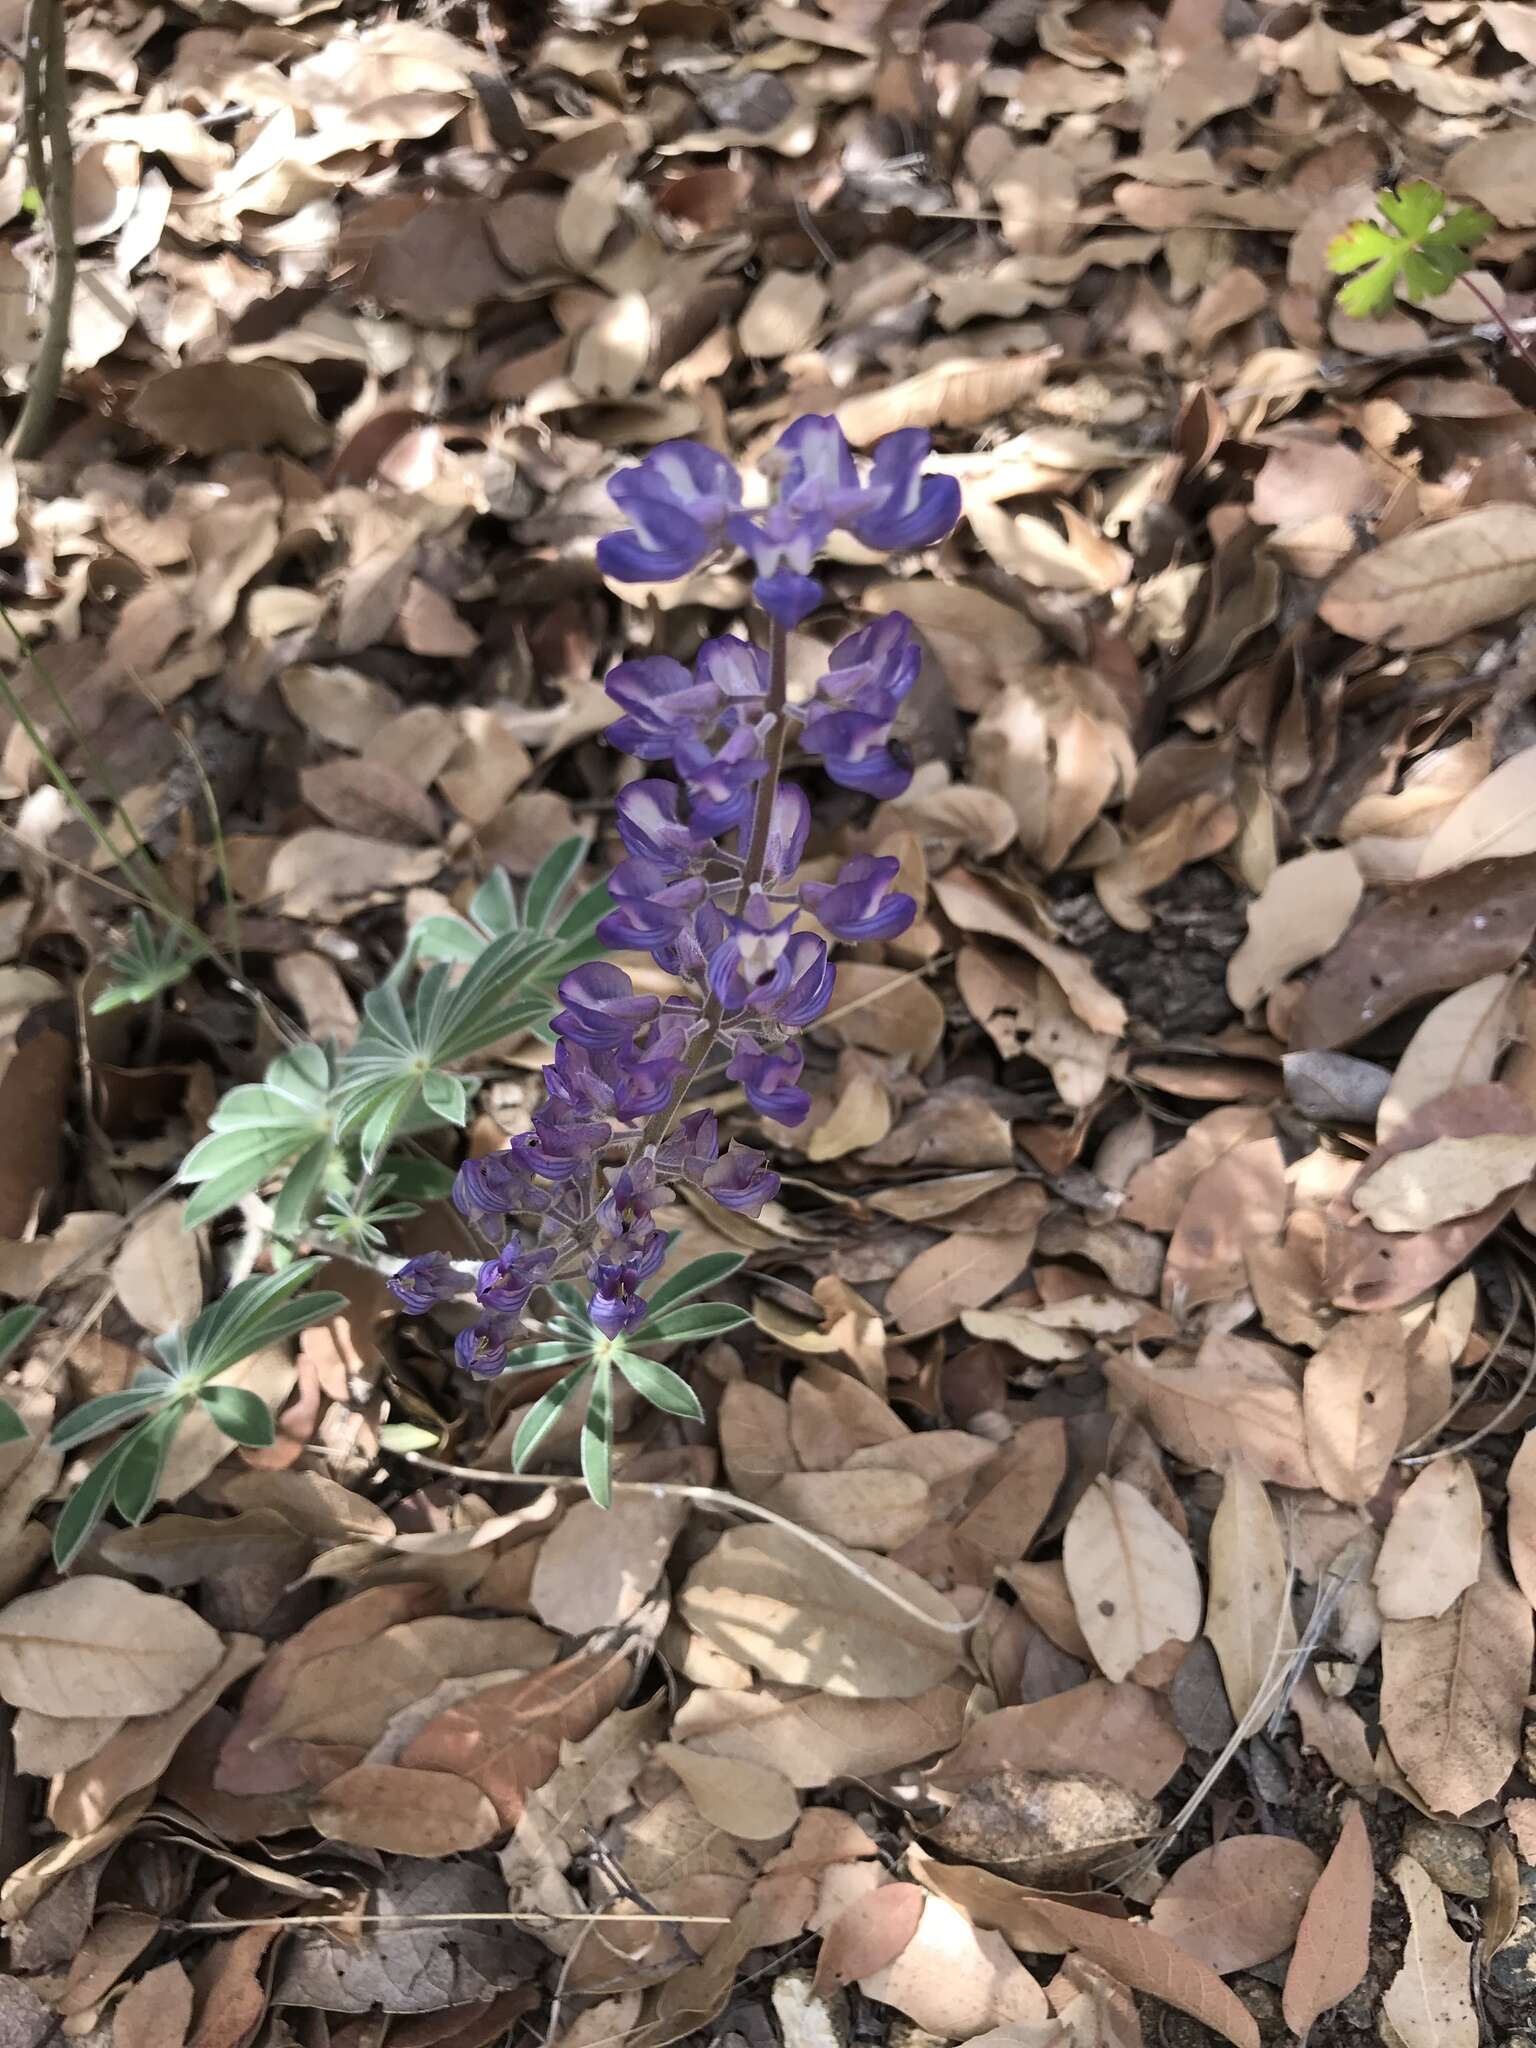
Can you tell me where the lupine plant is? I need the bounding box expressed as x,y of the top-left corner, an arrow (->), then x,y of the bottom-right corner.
390,416 -> 961,1498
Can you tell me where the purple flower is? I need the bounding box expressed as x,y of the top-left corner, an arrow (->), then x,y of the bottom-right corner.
800,707 -> 911,799
763,930 -> 835,1030
453,1150 -> 529,1224
850,429 -> 961,552
674,726 -> 765,838
727,1036 -> 811,1124
605,656 -> 720,758
726,503 -> 825,627
389,1252 -> 459,1312
597,860 -> 706,956
815,614 -> 920,714
773,415 -> 869,524
551,962 -> 660,1051
706,891 -> 800,1012
598,441 -> 742,585
614,780 -> 704,872
508,1105 -> 610,1181
588,1255 -> 652,1337
455,1320 -> 510,1379
801,854 -> 914,942
476,1245 -> 554,1317
698,1143 -> 780,1212
697,634 -> 771,707
762,785 -> 810,883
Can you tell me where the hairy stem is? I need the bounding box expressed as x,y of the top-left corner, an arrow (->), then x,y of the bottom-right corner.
9,0 -> 75,462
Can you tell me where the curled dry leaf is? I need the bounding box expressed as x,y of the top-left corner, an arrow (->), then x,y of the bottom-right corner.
930,1765 -> 1159,1883
1150,1836 -> 1322,1974
1375,975 -> 1513,1139
678,1524 -> 963,1698
1062,1478 -> 1202,1684
1383,1854 -> 1477,2048
1508,1427 -> 1536,1613
1351,1132 -> 1536,1234
1205,1461 -> 1296,1725
1416,742 -> 1536,876
1374,1458 -> 1484,1621
1379,1542 -> 1531,1816
1281,1803 -> 1374,2036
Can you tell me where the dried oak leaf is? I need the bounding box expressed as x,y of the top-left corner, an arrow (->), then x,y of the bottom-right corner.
931,1765 -> 1159,1882
130,361 -> 328,456
1150,1836 -> 1322,1973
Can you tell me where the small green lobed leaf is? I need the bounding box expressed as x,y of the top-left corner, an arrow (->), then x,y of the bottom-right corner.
1327,181 -> 1493,320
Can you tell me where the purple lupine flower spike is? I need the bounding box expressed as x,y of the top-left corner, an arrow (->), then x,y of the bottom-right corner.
399,418 -> 963,1389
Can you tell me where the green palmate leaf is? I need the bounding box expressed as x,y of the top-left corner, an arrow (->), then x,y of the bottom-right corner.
112,1408 -> 181,1524
525,836 -> 590,931
0,1304 -> 42,1370
53,1431 -> 138,1568
181,1042 -> 336,1228
0,1400 -> 27,1446
1327,181 -> 1494,318
641,1253 -> 745,1320
612,1346 -> 704,1423
91,911 -> 206,1015
199,1383 -> 278,1447
638,1302 -> 754,1343
158,1260 -> 343,1384
581,1358 -> 615,1509
501,1339 -> 590,1372
511,1361 -> 591,1474
49,1379 -> 174,1450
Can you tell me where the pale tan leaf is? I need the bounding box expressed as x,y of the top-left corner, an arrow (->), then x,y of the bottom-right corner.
1374,1458 -> 1484,1621
1225,850 -> 1362,1011
1150,1836 -> 1321,1973
1445,127 -> 1536,227
10,1708 -> 124,1776
931,1766 -> 1158,1883
1303,1312 -> 1408,1505
885,1229 -> 1036,1337
1103,1339 -> 1317,1490
1352,1132 -> 1536,1233
836,355 -> 1051,443
1062,1478 -> 1202,1684
129,360 -> 329,455
1281,1803 -> 1374,2035
932,868 -> 1127,1035
678,1524 -> 962,1698
814,1883 -> 926,1993
111,1201 -> 202,1333
0,1577 -> 224,1717
1318,505 -> 1536,651
1376,977 -> 1513,1138
656,1743 -> 799,1841
530,1492 -> 688,1635
739,270 -> 827,358
1383,1854 -> 1477,2048
1380,1542 -> 1531,1814
1205,1461 -> 1296,1724
676,1681 -> 967,1789
858,1891 -> 1049,2037
1418,743 -> 1536,877
930,1679 -> 1183,1800
765,1468 -> 932,1553
1507,1426 -> 1536,1613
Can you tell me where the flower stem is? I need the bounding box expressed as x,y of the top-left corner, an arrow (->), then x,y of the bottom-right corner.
1463,275 -> 1536,380
635,611 -> 789,1152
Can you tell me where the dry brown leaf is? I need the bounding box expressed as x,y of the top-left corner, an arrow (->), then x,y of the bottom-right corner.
1303,1312 -> 1408,1506
1445,126 -> 1536,226
931,1766 -> 1158,1883
655,1743 -> 799,1841
1062,1478 -> 1202,1684
310,1762 -> 501,1855
1383,1853 -> 1477,2048
530,1493 -> 688,1635
1376,976 -> 1513,1139
1320,506 -> 1536,650
1205,1461 -> 1296,1725
677,1681 -> 967,1789
858,1891 -> 1049,2037
130,360 -> 328,455
932,869 -> 1126,1036
110,1200 -> 202,1334
1225,850 -> 1362,1011
837,355 -> 1051,443
1380,1542 -> 1531,1815
766,1468 -> 931,1552
1281,1803 -> 1374,2035
1506,1426 -> 1536,1613
814,1883 -> 926,1993
265,830 -> 443,921
678,1524 -> 962,1698
1103,1339 -> 1317,1490
931,1679 -> 1183,1800
885,1229 -> 1036,1337
1374,1458 -> 1484,1621
1163,1135 -> 1286,1312
299,758 -> 441,844
113,1960 -> 194,2048
1150,1836 -> 1321,1974
0,1576 -> 224,1717
739,270 -> 827,357
1352,1132 -> 1536,1234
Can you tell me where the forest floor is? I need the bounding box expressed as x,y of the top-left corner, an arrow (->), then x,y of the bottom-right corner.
5,2 -> 1536,2046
